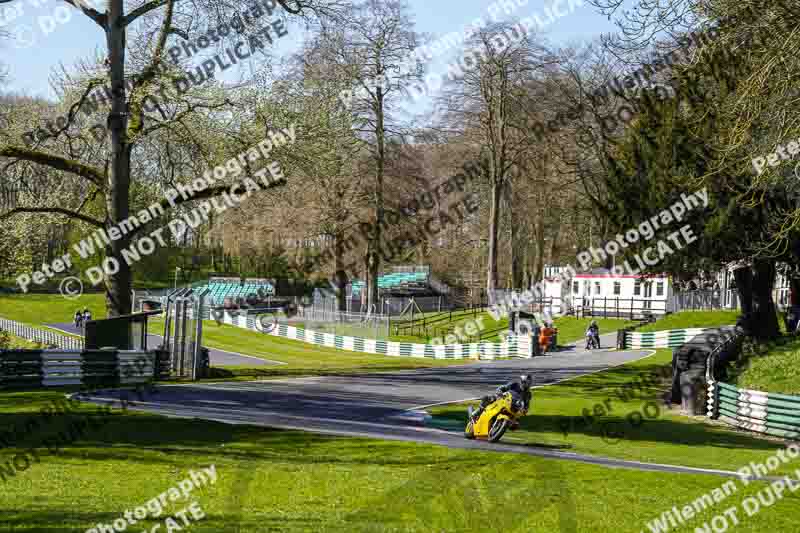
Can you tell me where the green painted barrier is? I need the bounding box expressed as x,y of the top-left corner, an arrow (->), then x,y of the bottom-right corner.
709,380 -> 800,440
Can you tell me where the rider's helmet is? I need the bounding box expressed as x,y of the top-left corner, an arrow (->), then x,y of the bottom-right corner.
590,320 -> 597,327
520,374 -> 533,389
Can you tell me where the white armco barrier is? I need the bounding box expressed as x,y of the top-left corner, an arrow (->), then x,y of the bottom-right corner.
196,309 -> 534,360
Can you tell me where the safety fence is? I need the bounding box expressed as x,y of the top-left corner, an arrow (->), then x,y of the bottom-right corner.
622,327 -> 733,349
707,381 -> 800,440
214,309 -> 533,360
0,317 -> 84,350
0,349 -> 169,389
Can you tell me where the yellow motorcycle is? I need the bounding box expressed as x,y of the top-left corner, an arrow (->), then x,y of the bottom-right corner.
465,391 -> 528,443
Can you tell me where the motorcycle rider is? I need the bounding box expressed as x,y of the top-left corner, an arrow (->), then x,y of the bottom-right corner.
586,320 -> 600,348
470,374 -> 534,422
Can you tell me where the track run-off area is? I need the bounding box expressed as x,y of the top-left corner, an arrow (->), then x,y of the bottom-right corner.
74,332 -> 771,480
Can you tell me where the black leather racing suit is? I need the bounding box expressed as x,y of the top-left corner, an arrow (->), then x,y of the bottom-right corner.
472,381 -> 531,421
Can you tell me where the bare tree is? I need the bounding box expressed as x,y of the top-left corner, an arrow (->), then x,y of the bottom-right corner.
0,0 -> 337,316
327,0 -> 425,314
441,22 -> 551,299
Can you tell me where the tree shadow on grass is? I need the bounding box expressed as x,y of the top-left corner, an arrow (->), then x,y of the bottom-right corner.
0,405 -> 480,470
0,508 -> 317,533
430,410 -> 782,454
205,363 -> 466,380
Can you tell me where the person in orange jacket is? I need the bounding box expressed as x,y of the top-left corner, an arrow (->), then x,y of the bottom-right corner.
539,321 -> 556,354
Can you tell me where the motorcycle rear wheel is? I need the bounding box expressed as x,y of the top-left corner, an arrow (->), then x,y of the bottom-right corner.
488,418 -> 510,443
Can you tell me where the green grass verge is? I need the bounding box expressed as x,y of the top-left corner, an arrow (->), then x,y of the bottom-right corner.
429,348 -> 799,475
732,336 -> 800,395
550,316 -> 637,345
0,389 -> 797,532
0,294 -> 478,377
638,310 -> 741,332
0,331 -> 42,349
391,312 -> 635,345
0,293 -> 107,327
152,319 -> 473,378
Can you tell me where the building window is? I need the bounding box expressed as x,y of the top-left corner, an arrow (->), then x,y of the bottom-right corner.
656,281 -> 664,296
634,281 -> 641,296
573,281 -> 579,295
644,281 -> 653,298
614,281 -> 621,295
595,282 -> 601,295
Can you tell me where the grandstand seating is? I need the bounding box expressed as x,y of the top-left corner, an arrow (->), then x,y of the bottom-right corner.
195,279 -> 275,305
350,271 -> 431,296
192,270 -> 436,304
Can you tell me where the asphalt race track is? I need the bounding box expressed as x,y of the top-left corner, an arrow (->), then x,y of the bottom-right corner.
73,331 -> 766,479
70,335 -> 768,476
47,322 -> 280,367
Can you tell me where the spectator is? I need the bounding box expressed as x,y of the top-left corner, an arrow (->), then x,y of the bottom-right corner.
83,308 -> 92,325
539,321 -> 556,354
73,310 -> 83,329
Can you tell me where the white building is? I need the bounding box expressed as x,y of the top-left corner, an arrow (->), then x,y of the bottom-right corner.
542,267 -> 673,317
540,263 -> 794,318
712,263 -> 793,310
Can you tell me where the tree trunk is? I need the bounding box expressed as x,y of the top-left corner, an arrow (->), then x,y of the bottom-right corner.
364,242 -> 373,314
751,260 -> 780,340
791,276 -> 800,306
533,220 -> 546,287
734,266 -> 754,317
486,182 -> 501,302
333,232 -> 348,313
505,182 -> 524,289
104,0 -> 132,317
521,244 -> 530,289
367,86 -> 385,315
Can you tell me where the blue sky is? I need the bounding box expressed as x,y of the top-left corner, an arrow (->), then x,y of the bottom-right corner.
1,0 -> 621,105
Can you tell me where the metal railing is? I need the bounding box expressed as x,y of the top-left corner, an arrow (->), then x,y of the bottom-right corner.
392,305 -> 487,338
0,317 -> 84,350
705,327 -> 742,384
669,290 -> 735,312
573,297 -> 667,319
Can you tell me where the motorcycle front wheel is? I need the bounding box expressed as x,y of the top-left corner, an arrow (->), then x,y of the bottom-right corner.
464,419 -> 475,439
488,418 -> 510,442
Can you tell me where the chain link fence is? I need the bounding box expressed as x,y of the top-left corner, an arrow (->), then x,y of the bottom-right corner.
296,305 -> 390,340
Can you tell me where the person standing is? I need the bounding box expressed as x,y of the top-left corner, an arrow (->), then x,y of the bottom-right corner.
539,322 -> 555,354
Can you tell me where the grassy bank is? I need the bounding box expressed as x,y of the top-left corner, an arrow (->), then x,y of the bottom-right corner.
550,316 -> 636,344
0,331 -> 42,349
638,310 -> 740,332
732,336 -> 800,395
153,318 -> 474,378
429,347 -> 797,474
391,311 -> 635,345
0,293 -> 106,327
0,389 -> 797,532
